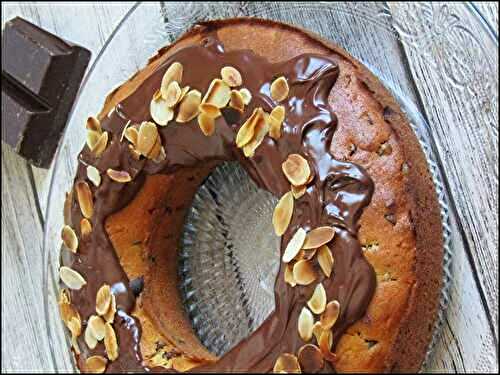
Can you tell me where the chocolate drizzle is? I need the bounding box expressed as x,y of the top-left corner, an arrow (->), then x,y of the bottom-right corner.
63,35 -> 376,373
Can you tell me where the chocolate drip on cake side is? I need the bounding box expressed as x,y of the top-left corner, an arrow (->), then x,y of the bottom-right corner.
62,35 -> 376,373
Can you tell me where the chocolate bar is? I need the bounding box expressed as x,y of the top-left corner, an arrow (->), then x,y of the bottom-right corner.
1,17 -> 91,168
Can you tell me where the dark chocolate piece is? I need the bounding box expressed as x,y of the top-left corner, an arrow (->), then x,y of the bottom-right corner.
1,17 -> 90,168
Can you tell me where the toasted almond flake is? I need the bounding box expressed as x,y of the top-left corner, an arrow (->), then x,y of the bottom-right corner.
199,103 -> 221,118
229,90 -> 245,112
303,227 -> 335,249
124,126 -> 139,146
96,284 -> 112,316
164,81 -> 182,107
291,184 -> 307,199
61,225 -> 78,253
161,62 -> 183,96
87,165 -> 101,187
273,353 -> 301,373
104,323 -> 119,361
239,88 -> 252,105
318,330 -> 336,362
137,121 -> 159,156
202,79 -> 231,108
272,191 -> 294,236
85,355 -> 108,373
271,76 -> 289,102
107,169 -> 132,183
284,264 -> 296,287
148,135 -> 162,160
59,301 -> 79,325
282,228 -> 307,263
67,316 -> 82,337
235,108 -> 264,148
87,130 -> 101,150
312,321 -> 325,344
293,260 -> 316,286
317,245 -> 334,278
120,120 -> 131,142
92,131 -> 109,158
308,283 -> 327,314
320,300 -> 340,330
103,293 -> 116,323
60,266 -> 87,290
88,315 -> 106,340
85,324 -> 98,349
221,66 -> 243,87
129,145 -> 142,160
298,306 -> 314,342
297,344 -> 324,373
86,116 -> 101,132
198,113 -> 215,136
282,154 -> 311,186
153,146 -> 167,163
75,181 -> 93,219
242,115 -> 269,157
59,288 -> 71,305
179,85 -> 190,102
299,248 -> 317,261
177,90 -> 201,123
268,105 -> 285,140
150,91 -> 174,126
72,335 -> 81,355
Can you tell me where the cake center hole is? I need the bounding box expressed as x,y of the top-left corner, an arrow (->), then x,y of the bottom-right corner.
179,162 -> 280,357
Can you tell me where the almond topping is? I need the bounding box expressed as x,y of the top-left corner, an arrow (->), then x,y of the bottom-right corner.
199,103 -> 221,118
271,76 -> 289,102
242,115 -> 269,157
87,165 -> 101,187
221,66 -> 243,87
312,321 -> 326,344
96,284 -> 112,316
282,228 -> 307,263
307,283 -> 327,314
284,264 -> 296,287
177,89 -> 201,123
71,336 -> 81,355
61,225 -> 78,253
179,86 -> 190,102
272,191 -> 294,236
85,324 -> 98,349
87,130 -> 100,150
282,154 -> 311,186
229,90 -> 245,112
317,245 -> 334,278
60,266 -> 87,290
273,353 -> 301,373
137,121 -> 159,156
150,90 -> 174,126
318,329 -> 336,362
298,306 -> 314,342
198,112 -> 215,136
75,181 -> 94,218
161,62 -> 183,95
153,146 -> 167,164
202,78 -> 231,108
103,293 -> 117,323
303,227 -> 335,249
86,116 -> 101,132
88,315 -> 106,340
84,355 -> 108,373
291,184 -> 307,199
67,316 -> 82,337
164,81 -> 182,107
235,108 -> 264,148
320,300 -> 340,330
298,344 -> 324,373
299,248 -> 317,261
239,88 -> 252,105
107,169 -> 132,183
124,126 -> 139,146
147,135 -> 162,159
268,105 -> 285,140
293,260 -> 316,286
59,301 -> 79,325
104,323 -> 119,361
92,131 -> 109,158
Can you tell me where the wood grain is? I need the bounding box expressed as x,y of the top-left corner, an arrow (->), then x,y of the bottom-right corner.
1,2 -> 498,373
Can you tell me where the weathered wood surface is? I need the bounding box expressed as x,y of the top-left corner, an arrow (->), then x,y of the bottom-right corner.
1,2 -> 498,373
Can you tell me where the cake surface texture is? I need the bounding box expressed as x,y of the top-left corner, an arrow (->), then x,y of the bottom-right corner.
58,18 -> 443,373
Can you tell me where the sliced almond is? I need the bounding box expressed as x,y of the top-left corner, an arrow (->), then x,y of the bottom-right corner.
104,323 -> 119,361
59,301 -> 79,325
300,248 -> 317,261
298,306 -> 314,342
282,228 -> 307,263
107,169 -> 132,183
87,130 -> 101,150
96,284 -> 112,316
164,81 -> 182,107
85,355 -> 108,373
147,135 -> 162,160
59,288 -> 71,305
198,112 -> 215,136
202,79 -> 231,108
124,126 -> 139,146
61,225 -> 78,253
161,62 -> 183,96
85,324 -> 98,349
239,88 -> 252,105
312,321 -> 325,344
320,300 -> 340,330
86,116 -> 101,132
291,184 -> 307,199
273,353 -> 301,373
67,316 -> 82,337
235,107 -> 263,148
298,344 -> 324,373
268,105 -> 285,140
221,66 -> 243,87
153,146 -> 167,164
242,115 -> 269,157
150,91 -> 174,126
199,103 -> 221,118
60,266 -> 87,290
92,131 -> 109,158
284,264 -> 296,287
272,191 -> 294,236
317,245 -> 334,278
179,85 -> 190,102
229,90 -> 245,112
318,329 -> 336,362
177,89 -> 201,123
103,293 -> 116,323
282,154 -> 311,186
80,218 -> 92,238
293,260 -> 316,286
75,181 -> 93,219
87,165 -> 101,187
120,120 -> 131,142
137,121 -> 159,156
303,227 -> 335,249
271,76 -> 289,102
88,315 -> 106,340
307,283 -> 327,315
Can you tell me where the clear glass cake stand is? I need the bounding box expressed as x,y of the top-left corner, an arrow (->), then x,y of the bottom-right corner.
42,2 -> 498,372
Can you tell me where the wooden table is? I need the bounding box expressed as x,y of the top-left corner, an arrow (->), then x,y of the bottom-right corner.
1,2 -> 498,373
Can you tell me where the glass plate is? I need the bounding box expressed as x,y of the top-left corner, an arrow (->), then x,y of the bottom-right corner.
42,2 -> 498,372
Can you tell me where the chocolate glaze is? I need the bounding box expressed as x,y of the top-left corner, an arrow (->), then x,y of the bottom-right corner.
63,35 -> 376,372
